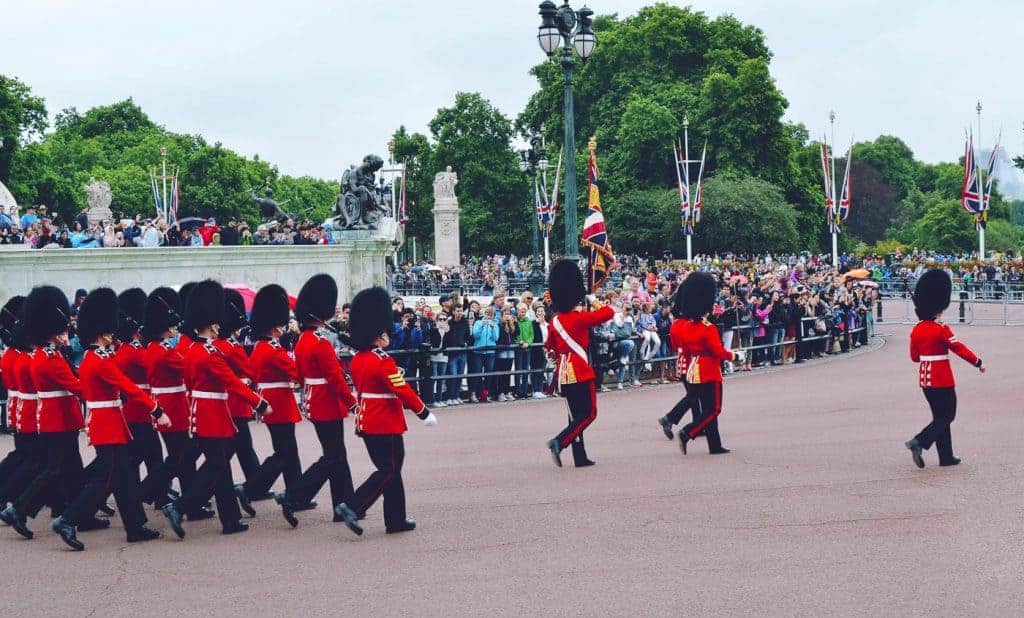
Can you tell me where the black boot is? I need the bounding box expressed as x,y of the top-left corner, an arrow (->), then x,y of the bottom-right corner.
221,521 -> 249,535
940,457 -> 962,467
96,503 -> 115,517
161,503 -> 185,539
678,430 -> 691,455
126,526 -> 161,543
77,516 -> 111,531
905,439 -> 925,469
275,493 -> 298,528
333,503 -> 363,536
546,439 -> 563,468
293,499 -> 318,512
186,505 -> 215,521
51,516 -> 84,551
709,447 -> 732,454
233,485 -> 256,517
658,416 -> 674,440
3,506 -> 33,539
385,518 -> 416,534
571,442 -> 595,467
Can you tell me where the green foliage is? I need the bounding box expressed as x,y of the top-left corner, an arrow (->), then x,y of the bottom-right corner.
913,193 -> 975,253
0,75 -> 48,183
982,219 -> 1023,253
697,176 -> 799,254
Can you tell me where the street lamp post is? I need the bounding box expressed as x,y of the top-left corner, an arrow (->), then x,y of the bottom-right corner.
519,130 -> 549,294
536,0 -> 596,263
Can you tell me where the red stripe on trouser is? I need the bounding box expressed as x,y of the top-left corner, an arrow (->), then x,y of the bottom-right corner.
688,382 -> 722,438
560,383 -> 597,448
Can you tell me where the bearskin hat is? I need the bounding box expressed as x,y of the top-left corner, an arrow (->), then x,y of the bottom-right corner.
348,286 -> 392,351
142,287 -> 182,341
222,289 -> 248,335
548,259 -> 587,314
674,271 -> 716,320
250,284 -> 290,336
178,281 -> 198,308
0,296 -> 25,349
78,288 -> 119,344
294,274 -> 337,326
116,288 -> 147,342
24,286 -> 71,346
183,279 -> 224,335
913,269 -> 952,320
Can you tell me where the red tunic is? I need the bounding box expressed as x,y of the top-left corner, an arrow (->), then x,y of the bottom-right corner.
250,339 -> 301,425
214,337 -> 256,420
674,318 -> 735,384
350,348 -> 425,435
909,320 -> 979,388
14,350 -> 37,434
546,306 -> 615,385
294,329 -> 356,422
145,339 -> 189,433
115,338 -> 154,424
31,345 -> 83,433
80,347 -> 157,446
668,318 -> 693,379
184,338 -> 263,439
2,348 -> 20,431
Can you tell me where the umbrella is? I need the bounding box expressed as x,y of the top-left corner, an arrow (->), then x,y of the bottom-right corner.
224,283 -> 297,312
857,280 -> 880,289
844,268 -> 871,280
729,274 -> 749,286
409,265 -> 427,273
174,217 -> 206,231
426,264 -> 443,272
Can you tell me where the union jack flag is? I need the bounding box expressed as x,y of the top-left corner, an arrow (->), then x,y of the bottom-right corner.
837,145 -> 852,222
674,139 -> 691,233
581,138 -> 614,292
820,141 -> 836,233
961,132 -> 983,216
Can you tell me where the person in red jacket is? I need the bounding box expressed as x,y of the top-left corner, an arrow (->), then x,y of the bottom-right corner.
674,272 -> 745,456
544,259 -> 614,468
333,286 -> 437,536
0,314 -> 49,510
904,270 -> 984,468
657,308 -> 694,441
51,288 -> 171,550
161,280 -> 270,538
215,289 -> 262,488
0,297 -> 28,499
277,274 -> 358,521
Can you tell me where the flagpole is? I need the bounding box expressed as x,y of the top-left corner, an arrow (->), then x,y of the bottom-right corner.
160,146 -> 169,223
976,101 -> 985,259
683,119 -> 692,264
829,111 -> 838,267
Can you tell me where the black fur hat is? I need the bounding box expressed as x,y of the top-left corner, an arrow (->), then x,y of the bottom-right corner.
183,279 -> 224,335
348,286 -> 392,351
674,271 -> 716,320
142,287 -> 182,341
222,289 -> 248,335
78,288 -> 119,344
179,281 -> 198,309
24,286 -> 71,346
116,288 -> 147,342
295,274 -> 337,326
913,269 -> 952,320
548,259 -> 587,314
249,284 -> 290,336
0,296 -> 25,348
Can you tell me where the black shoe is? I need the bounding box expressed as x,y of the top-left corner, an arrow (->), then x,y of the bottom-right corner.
161,504 -> 185,539
795,359 -> 806,364
658,416 -> 674,440
333,503 -> 363,536
333,509 -> 366,523
234,485 -> 256,517
546,439 -> 563,468
51,516 -> 84,551
250,491 -> 275,502
126,526 -> 161,543
167,487 -> 180,499
77,516 -> 111,532
275,493 -> 298,529
709,447 -> 732,454
940,457 -> 962,467
97,503 -> 115,517
222,521 -> 249,535
905,439 -> 925,469
0,505 -> 17,527
575,459 -> 596,467
385,518 -> 416,534
186,507 -> 216,521
678,431 -> 691,455
4,506 -> 33,539
293,500 -> 318,512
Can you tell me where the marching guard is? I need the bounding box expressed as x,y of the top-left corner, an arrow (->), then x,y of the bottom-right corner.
657,294 -> 693,440
0,296 -> 33,506
216,289 -> 262,488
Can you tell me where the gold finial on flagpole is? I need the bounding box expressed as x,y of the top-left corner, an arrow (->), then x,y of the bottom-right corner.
588,135 -> 597,154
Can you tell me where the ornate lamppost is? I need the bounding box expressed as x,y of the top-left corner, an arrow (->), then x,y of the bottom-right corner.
536,0 -> 596,263
519,129 -> 549,293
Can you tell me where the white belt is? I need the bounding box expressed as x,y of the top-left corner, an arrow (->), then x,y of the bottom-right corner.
17,393 -> 37,401
37,390 -> 73,399
258,382 -> 292,390
358,392 -> 398,400
8,390 -> 20,398
192,391 -> 228,400
86,400 -> 122,410
151,385 -> 186,395
304,378 -> 328,386
135,383 -> 151,390
919,355 -> 948,362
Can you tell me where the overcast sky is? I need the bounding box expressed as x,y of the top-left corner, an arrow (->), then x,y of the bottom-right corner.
7,0 -> 1023,179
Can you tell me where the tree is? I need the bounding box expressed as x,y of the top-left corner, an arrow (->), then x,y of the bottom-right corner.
913,193 -> 975,253
853,136 -> 918,202
982,219 -> 1023,254
697,176 -> 799,254
843,160 -> 897,244
0,75 -> 48,183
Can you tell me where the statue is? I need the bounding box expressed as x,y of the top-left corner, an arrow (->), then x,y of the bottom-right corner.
331,154 -> 390,230
251,178 -> 293,225
433,166 -> 458,200
84,177 -> 113,227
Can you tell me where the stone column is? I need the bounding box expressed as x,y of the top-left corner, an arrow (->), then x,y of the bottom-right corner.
432,166 -> 460,266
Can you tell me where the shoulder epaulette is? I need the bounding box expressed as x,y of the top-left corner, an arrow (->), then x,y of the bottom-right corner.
203,342 -> 218,354
373,347 -> 389,359
131,340 -> 144,349
160,340 -> 174,351
269,339 -> 282,349
43,345 -> 57,357
228,336 -> 239,345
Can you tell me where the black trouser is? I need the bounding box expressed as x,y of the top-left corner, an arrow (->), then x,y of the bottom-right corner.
682,382 -> 724,452
349,434 -> 406,528
554,380 -> 597,465
232,418 -> 261,484
160,432 -> 198,504
173,437 -> 241,529
493,358 -> 513,397
127,422 -> 170,507
244,423 -> 300,498
0,433 -> 28,491
63,444 -> 146,532
0,433 -> 44,503
14,431 -> 83,518
664,380 -> 694,426
287,419 -> 353,507
915,388 -> 957,465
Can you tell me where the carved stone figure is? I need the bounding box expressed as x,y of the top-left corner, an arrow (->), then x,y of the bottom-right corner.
433,166 -> 458,200
251,179 -> 293,224
331,154 -> 389,230
84,177 -> 113,226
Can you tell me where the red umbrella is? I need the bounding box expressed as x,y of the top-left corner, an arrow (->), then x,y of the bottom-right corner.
729,274 -> 749,286
223,283 -> 297,312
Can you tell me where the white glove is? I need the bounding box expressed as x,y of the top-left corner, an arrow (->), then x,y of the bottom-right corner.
586,294 -> 597,305
733,349 -> 747,364
421,412 -> 438,427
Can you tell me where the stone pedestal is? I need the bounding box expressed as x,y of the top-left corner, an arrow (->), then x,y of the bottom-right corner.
85,178 -> 113,227
432,166 -> 460,266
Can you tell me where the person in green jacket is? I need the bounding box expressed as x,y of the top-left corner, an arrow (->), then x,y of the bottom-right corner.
514,302 -> 534,398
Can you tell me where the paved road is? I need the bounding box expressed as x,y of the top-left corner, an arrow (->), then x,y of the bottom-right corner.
2,324 -> 1022,616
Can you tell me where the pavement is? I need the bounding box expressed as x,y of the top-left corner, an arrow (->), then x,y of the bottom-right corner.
2,323 -> 1022,617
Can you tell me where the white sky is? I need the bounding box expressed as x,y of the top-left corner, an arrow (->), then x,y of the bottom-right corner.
6,0 -> 1023,179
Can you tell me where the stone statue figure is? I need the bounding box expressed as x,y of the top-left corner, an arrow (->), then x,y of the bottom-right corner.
332,154 -> 389,230
251,179 -> 292,224
433,166 -> 458,200
84,177 -> 113,226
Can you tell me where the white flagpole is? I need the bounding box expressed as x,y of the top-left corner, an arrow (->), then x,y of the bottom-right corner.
829,111 -> 838,267
544,236 -> 550,273
161,147 -> 169,223
684,123 -> 692,264
976,101 -> 985,259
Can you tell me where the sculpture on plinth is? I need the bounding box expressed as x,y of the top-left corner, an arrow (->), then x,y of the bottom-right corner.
331,154 -> 390,230
432,166 -> 461,267
84,178 -> 113,227
251,178 -> 293,226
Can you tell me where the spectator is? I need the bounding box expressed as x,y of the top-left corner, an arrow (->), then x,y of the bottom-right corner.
0,206 -> 14,231
514,302 -> 534,399
530,303 -> 549,397
391,307 -> 424,382
493,306 -> 517,402
73,206 -> 90,231
20,206 -> 39,229
471,305 -> 499,403
610,306 -> 641,389
198,217 -> 220,245
428,311 -> 450,407
220,218 -> 240,245
443,305 -> 470,405
636,302 -> 660,370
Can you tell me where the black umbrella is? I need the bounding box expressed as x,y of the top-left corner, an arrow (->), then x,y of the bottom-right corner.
174,217 -> 205,231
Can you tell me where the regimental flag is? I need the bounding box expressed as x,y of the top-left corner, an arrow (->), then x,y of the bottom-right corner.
838,143 -> 852,222
820,141 -> 836,234
675,139 -> 691,234
961,131 -> 983,220
399,162 -> 408,225
581,137 -> 615,292
150,173 -> 163,220
169,174 -> 179,224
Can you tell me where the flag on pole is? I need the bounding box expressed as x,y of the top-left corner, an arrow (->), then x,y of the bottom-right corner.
675,139 -> 692,234
838,143 -> 852,221
982,136 -> 999,209
150,172 -> 163,219
169,174 -> 179,224
820,141 -> 836,234
581,136 -> 615,292
961,131 -> 983,214
399,162 -> 408,225
543,151 -> 562,238
692,141 -> 707,226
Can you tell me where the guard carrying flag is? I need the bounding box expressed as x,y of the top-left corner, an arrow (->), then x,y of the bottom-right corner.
333,286 -> 437,536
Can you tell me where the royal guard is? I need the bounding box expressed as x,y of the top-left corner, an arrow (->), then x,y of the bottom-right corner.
0,302 -> 46,511
175,282 -> 198,354
904,269 -> 984,468
275,274 -> 357,523
544,259 -> 614,468
333,287 -> 437,536
115,288 -> 170,508
238,285 -> 307,522
51,288 -> 170,550
674,272 -> 745,456
657,288 -> 694,441
0,296 -> 30,503
215,289 -> 261,488
161,280 -> 269,538
2,286 -> 86,539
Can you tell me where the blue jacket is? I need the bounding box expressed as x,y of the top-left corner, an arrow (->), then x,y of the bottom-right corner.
391,322 -> 424,350
472,318 -> 499,354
